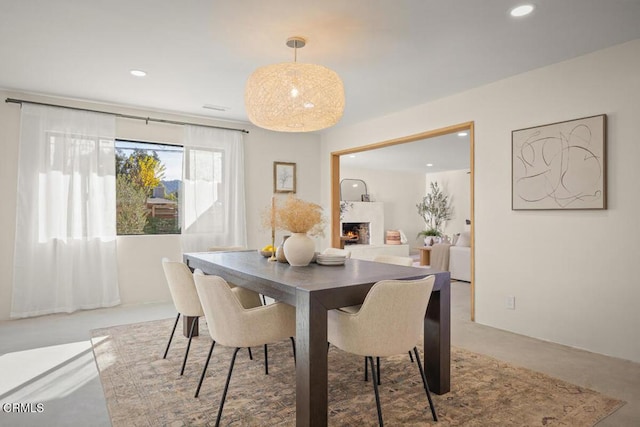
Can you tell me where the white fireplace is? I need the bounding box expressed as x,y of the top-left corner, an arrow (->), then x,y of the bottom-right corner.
340,202 -> 384,245
340,201 -> 409,260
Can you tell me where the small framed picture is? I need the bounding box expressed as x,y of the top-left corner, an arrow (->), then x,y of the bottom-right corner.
274,162 -> 296,193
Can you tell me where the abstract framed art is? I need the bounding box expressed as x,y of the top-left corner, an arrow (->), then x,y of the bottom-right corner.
274,161 -> 296,193
512,114 -> 607,210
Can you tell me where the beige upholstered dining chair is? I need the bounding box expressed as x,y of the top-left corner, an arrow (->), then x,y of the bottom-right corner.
207,246 -> 268,305
161,258 -> 205,376
162,258 -> 263,375
328,276 -> 438,425
193,271 -> 296,426
340,254 -> 414,315
369,254 -> 418,373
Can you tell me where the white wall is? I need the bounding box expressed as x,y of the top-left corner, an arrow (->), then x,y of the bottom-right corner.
0,90 -> 321,320
320,39 -> 640,363
340,166 -> 425,245
425,169 -> 471,238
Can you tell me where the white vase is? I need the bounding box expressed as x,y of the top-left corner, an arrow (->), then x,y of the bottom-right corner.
283,233 -> 315,266
424,236 -> 436,246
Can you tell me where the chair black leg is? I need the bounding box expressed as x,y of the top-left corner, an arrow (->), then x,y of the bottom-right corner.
264,344 -> 269,375
290,337 -> 296,365
364,357 -> 368,381
247,347 -> 253,360
215,347 -> 241,427
194,340 -> 216,398
408,351 -> 414,363
367,356 -> 384,427
163,313 -> 180,359
413,347 -> 438,422
180,316 -> 198,375
365,357 -> 382,384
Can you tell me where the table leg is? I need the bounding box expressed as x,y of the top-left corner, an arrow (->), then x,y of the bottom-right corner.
183,316 -> 199,337
423,273 -> 451,394
296,290 -> 328,426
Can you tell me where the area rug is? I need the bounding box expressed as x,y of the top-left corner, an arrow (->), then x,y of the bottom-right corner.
91,318 -> 623,426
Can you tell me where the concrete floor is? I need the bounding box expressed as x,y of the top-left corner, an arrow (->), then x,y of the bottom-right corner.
0,282 -> 638,426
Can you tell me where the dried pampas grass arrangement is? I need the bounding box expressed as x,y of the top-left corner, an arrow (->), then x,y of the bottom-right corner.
276,195 -> 326,237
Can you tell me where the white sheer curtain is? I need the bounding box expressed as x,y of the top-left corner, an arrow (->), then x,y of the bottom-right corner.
11,104 -> 120,318
181,125 -> 247,252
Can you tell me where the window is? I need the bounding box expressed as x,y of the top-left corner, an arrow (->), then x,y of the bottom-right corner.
115,139 -> 183,235
183,148 -> 225,234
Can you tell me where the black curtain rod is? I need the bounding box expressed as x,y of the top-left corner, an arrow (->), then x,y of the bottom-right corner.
5,98 -> 250,134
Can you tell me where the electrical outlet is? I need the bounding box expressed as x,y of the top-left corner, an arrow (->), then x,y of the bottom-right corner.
505,296 -> 516,310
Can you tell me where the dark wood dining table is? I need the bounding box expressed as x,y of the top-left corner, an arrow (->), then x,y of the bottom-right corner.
184,250 -> 450,427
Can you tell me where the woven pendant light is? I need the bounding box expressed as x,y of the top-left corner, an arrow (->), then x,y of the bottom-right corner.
245,37 -> 345,132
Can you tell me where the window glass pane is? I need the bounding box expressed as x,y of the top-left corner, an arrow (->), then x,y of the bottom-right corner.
183,148 -> 224,234
115,139 -> 183,235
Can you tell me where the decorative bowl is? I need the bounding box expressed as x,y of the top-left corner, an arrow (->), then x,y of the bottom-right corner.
259,250 -> 274,258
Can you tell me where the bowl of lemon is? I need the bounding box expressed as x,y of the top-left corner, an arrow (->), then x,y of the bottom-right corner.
259,244 -> 275,257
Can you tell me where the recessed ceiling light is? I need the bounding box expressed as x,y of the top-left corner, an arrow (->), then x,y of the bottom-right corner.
457,132 -> 468,137
426,163 -> 433,167
130,69 -> 147,77
349,155 -> 356,158
510,4 -> 534,17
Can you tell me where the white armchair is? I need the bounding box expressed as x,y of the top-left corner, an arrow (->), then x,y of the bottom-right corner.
449,232 -> 471,282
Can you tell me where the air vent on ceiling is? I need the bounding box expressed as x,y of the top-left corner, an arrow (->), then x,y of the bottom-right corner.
202,104 -> 229,112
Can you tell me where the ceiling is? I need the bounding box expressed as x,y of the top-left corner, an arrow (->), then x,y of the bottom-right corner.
341,132 -> 470,174
1,1 -> 639,131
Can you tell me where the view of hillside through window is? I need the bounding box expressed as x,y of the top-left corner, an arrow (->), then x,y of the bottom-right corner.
115,140 -> 183,235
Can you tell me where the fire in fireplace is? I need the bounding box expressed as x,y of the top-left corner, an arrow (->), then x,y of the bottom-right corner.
341,222 -> 370,245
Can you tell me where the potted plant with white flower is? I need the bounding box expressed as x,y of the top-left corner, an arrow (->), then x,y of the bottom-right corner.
416,182 -> 453,245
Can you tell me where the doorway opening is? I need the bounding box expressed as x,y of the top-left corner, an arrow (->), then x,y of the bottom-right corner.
330,122 -> 476,320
